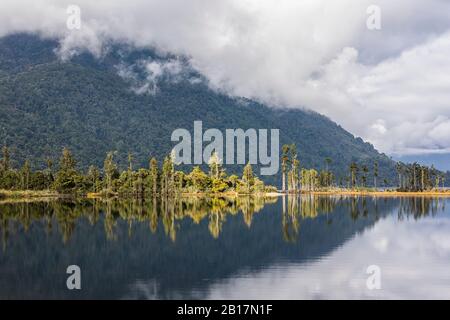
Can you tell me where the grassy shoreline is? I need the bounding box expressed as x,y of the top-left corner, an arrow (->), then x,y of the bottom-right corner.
3,189 -> 450,201
303,190 -> 450,197
0,189 -> 60,199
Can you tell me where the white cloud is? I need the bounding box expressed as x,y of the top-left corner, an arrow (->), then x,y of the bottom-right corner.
196,216 -> 450,299
1,0 -> 450,155
122,213 -> 450,299
117,58 -> 186,94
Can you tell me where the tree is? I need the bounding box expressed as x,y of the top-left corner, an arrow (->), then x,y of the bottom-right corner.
373,161 -> 379,189
289,144 -> 299,192
20,160 -> 31,190
396,162 -> 403,189
87,165 -> 100,192
188,166 -> 209,192
60,147 -> 76,172
161,156 -> 174,194
103,151 -> 117,191
53,148 -> 80,193
208,151 -> 223,180
149,157 -> 159,194
281,144 -> 290,193
126,152 -> 134,190
127,152 -> 133,172
350,162 -> 358,188
291,158 -> 300,192
361,165 -> 369,187
242,163 -> 254,192
44,158 -> 54,189
1,146 -> 10,172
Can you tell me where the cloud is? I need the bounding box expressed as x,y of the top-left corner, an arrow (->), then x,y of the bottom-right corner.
196,215 -> 450,299
121,212 -> 450,299
116,58 -> 186,94
1,0 -> 450,155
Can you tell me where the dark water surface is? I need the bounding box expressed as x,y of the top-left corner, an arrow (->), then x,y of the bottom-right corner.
1,195 -> 449,299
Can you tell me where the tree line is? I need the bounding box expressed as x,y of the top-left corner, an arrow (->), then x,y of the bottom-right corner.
395,162 -> 446,191
1,144 -> 448,196
279,144 -> 448,192
0,146 -> 275,196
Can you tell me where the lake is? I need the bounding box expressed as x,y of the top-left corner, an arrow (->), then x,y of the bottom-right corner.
0,195 -> 450,299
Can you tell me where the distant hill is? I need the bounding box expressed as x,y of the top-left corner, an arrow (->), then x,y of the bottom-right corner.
394,154 -> 450,172
0,33 -> 397,186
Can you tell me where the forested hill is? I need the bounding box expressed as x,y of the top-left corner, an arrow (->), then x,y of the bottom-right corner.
0,33 -> 396,185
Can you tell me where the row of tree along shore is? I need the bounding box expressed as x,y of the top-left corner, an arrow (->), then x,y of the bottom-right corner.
0,144 -> 448,198
280,144 -> 448,193
0,146 -> 276,197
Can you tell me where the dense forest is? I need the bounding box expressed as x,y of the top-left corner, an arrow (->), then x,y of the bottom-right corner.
0,33 -> 400,187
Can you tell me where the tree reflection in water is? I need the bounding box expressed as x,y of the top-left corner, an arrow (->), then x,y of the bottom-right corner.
0,195 -> 447,251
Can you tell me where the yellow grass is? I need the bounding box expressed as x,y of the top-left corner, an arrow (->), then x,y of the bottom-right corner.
0,189 -> 59,199
300,190 -> 450,197
3,189 -> 450,202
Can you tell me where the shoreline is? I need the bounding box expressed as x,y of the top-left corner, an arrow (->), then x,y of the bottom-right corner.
301,190 -> 450,197
3,189 -> 450,202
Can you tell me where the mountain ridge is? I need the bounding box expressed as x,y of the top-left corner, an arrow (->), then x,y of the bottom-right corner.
0,33 -> 396,186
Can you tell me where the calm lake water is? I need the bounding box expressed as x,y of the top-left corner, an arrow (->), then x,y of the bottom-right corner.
1,195 -> 450,299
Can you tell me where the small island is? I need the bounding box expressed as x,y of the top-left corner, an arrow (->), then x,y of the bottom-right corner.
1,144 -> 449,200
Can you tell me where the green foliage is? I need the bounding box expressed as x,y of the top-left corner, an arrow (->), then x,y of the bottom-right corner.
396,162 -> 446,191
53,148 -> 84,193
0,34 -> 399,188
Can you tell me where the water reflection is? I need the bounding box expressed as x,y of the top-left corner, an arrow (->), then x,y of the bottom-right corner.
0,195 -> 449,299
0,196 -> 447,250
0,196 -> 279,249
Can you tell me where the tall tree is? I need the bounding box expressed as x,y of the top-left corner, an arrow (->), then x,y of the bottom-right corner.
149,157 -> 159,194
242,163 -> 254,191
208,151 -> 223,180
87,165 -> 100,192
60,147 -> 76,172
103,151 -> 117,191
361,165 -> 369,187
281,144 -> 290,193
373,161 -> 379,189
161,156 -> 174,194
350,162 -> 358,188
289,144 -> 299,192
53,148 -> 79,193
127,152 -> 134,189
396,162 -> 403,189
20,160 -> 31,190
1,146 -> 10,172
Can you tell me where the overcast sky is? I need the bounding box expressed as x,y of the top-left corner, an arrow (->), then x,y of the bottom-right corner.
1,0 -> 450,156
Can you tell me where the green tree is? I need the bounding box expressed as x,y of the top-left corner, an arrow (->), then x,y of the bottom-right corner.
149,157 -> 159,194
103,151 -> 117,191
281,144 -> 290,193
87,165 -> 100,192
20,160 -> 31,190
1,146 -> 10,172
161,155 -> 175,194
53,148 -> 80,193
242,163 -> 254,192
373,161 -> 379,189
188,166 -> 209,192
361,165 -> 369,187
208,151 -> 223,180
350,162 -> 358,188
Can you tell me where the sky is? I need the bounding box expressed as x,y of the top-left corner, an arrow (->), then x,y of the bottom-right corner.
199,215 -> 450,299
124,212 -> 450,299
1,0 -> 450,158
